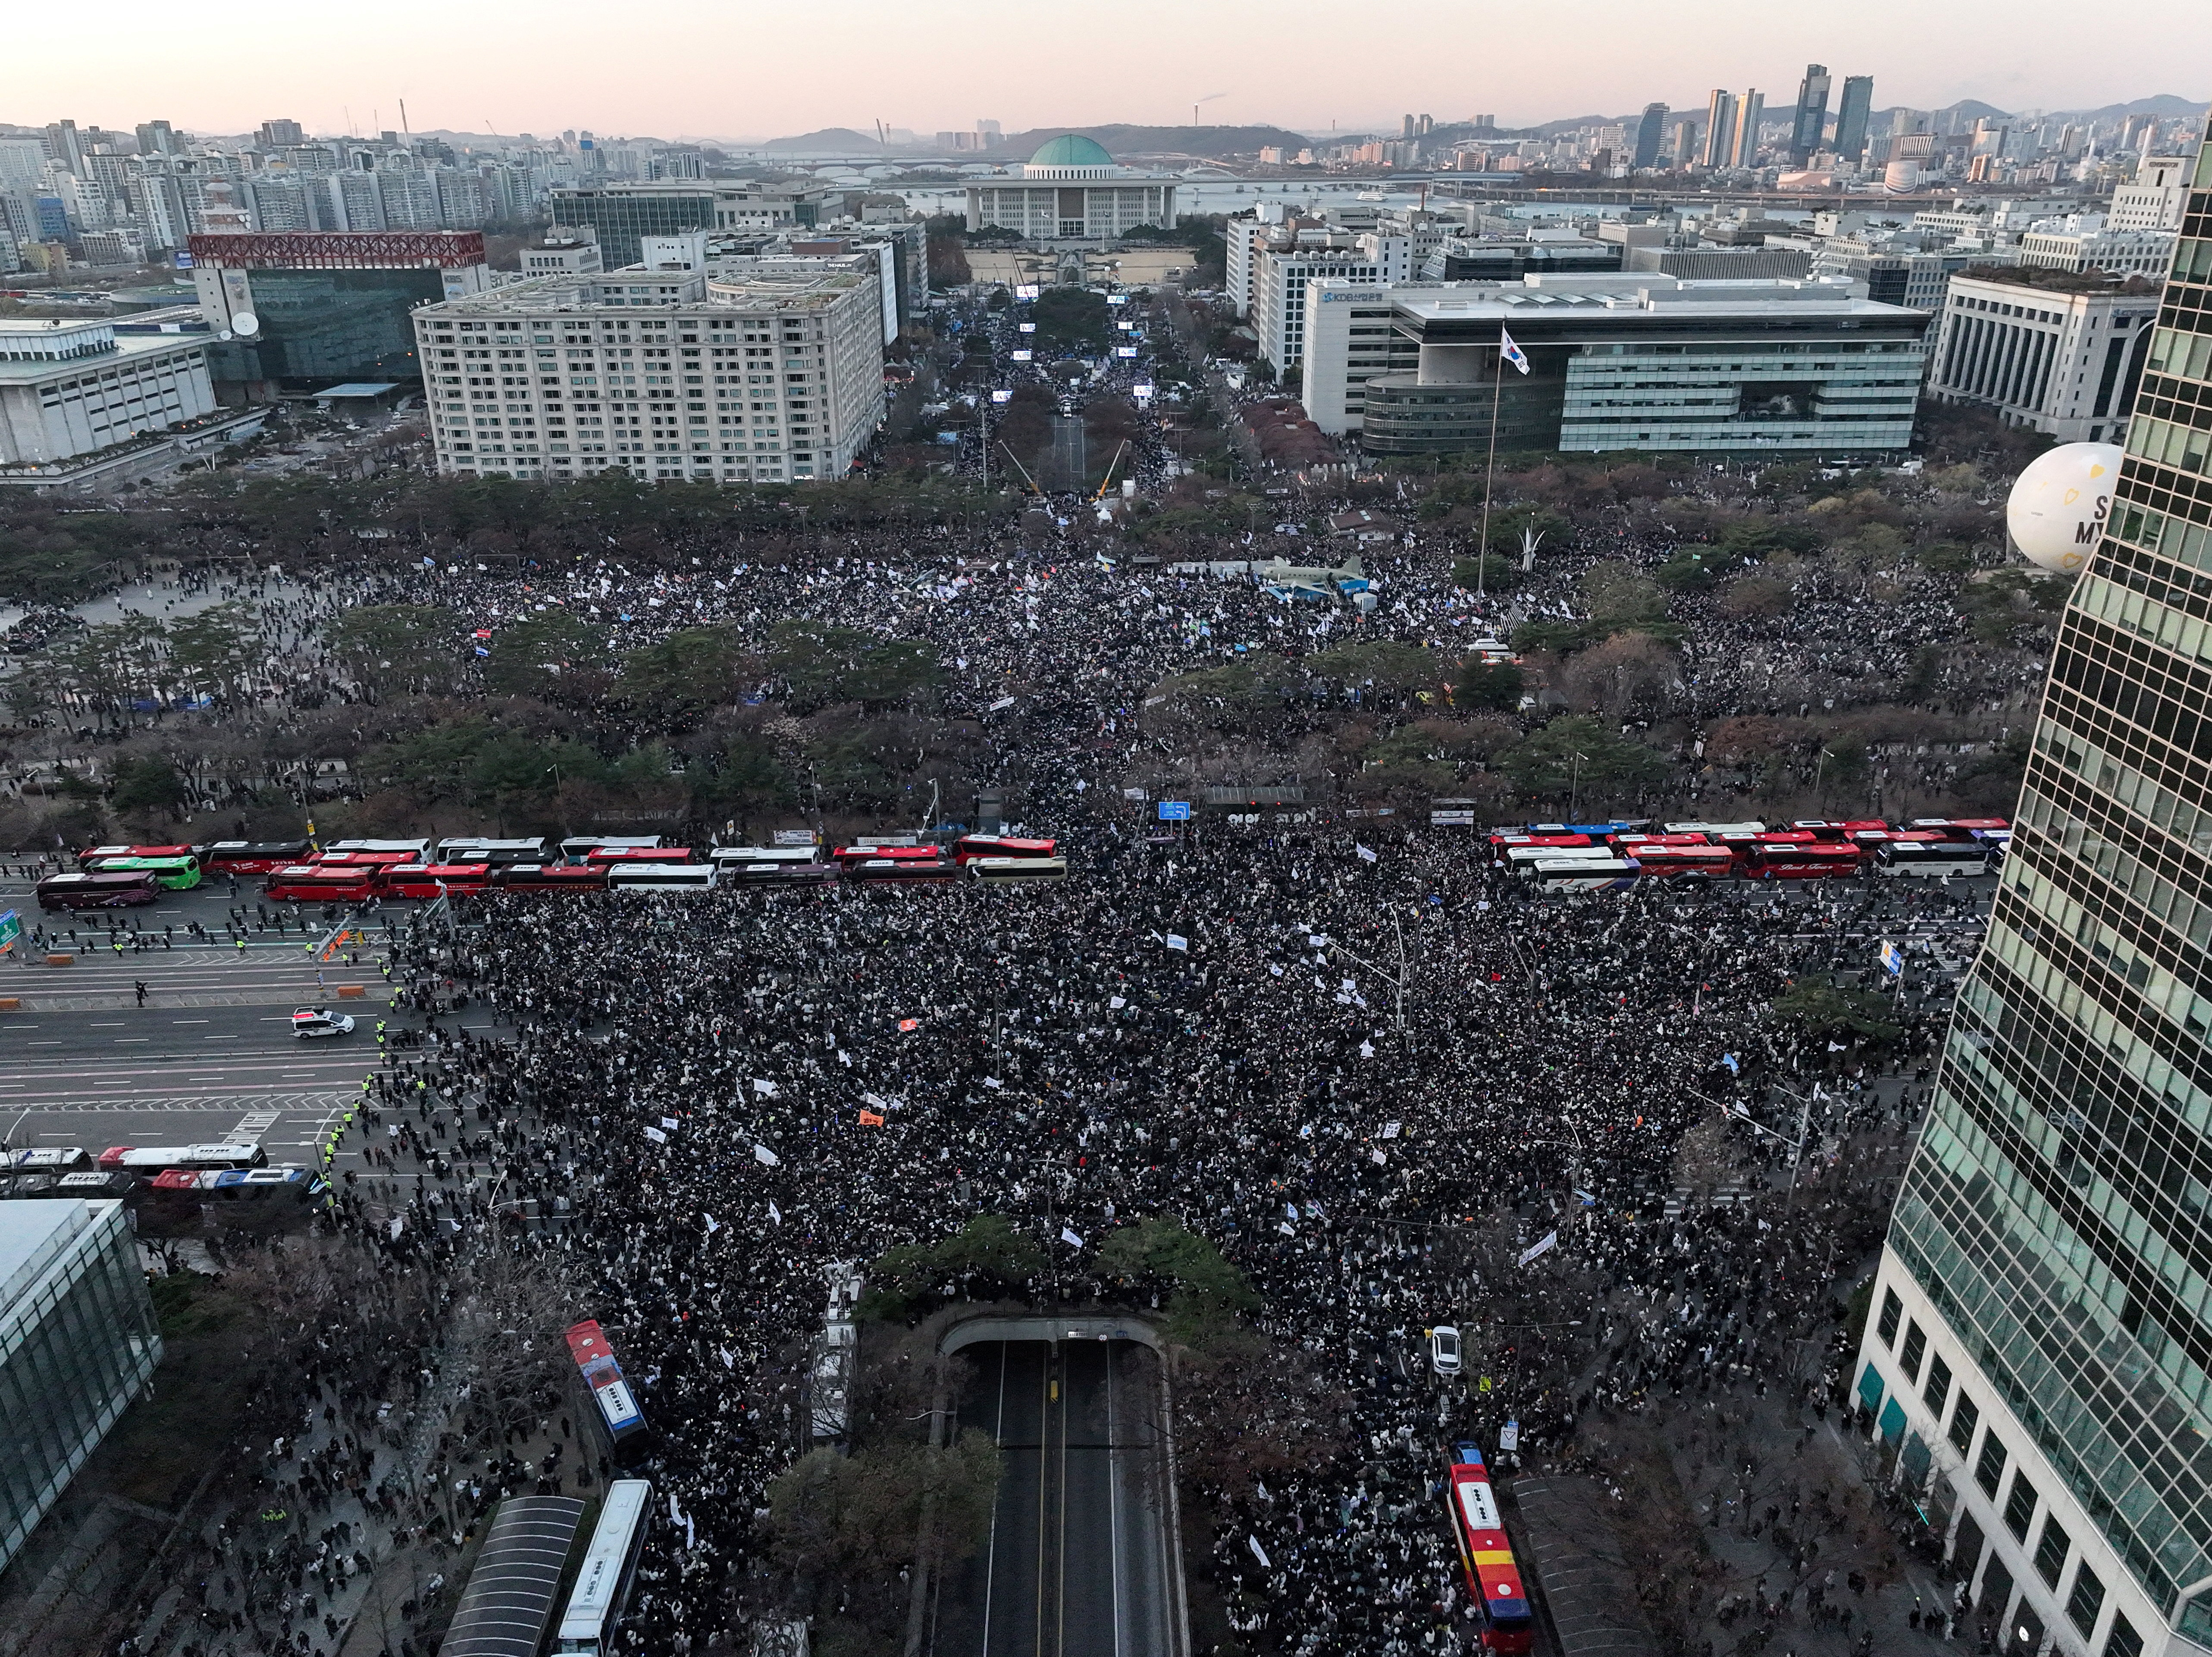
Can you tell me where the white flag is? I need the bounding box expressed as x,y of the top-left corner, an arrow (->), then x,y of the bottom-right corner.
752,1078 -> 780,1097
720,1347 -> 736,1370
643,1125 -> 668,1144
1517,1230 -> 1559,1267
984,1076 -> 1004,1090
1165,933 -> 1188,952
1247,1534 -> 1272,1569
702,1213 -> 720,1234
1356,843 -> 1378,863
768,1200 -> 783,1225
752,1143 -> 780,1167
660,1116 -> 679,1131
1061,1226 -> 1085,1249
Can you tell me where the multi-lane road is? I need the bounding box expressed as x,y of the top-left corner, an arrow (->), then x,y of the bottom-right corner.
0,878 -> 392,1173
941,1339 -> 1181,1657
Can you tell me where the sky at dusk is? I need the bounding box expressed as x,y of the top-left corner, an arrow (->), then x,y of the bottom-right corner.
7,0 -> 2208,142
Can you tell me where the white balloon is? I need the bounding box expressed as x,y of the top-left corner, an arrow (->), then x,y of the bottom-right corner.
2006,442 -> 2123,576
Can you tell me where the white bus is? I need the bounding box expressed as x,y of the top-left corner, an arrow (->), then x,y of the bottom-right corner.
1874,842 -> 1990,879
967,856 -> 1068,883
1533,857 -> 1642,893
1504,845 -> 1617,874
1662,821 -> 1765,836
554,1479 -> 653,1656
605,863 -> 718,893
708,846 -> 819,868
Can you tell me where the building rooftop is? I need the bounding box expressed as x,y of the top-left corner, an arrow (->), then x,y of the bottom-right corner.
1378,275 -> 1918,322
1958,263 -> 2164,295
1028,134 -> 1115,169
0,328 -> 205,384
418,267 -> 872,317
0,1201 -> 96,1317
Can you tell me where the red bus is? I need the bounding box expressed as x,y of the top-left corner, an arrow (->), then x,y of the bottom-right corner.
846,857 -> 959,884
1486,832 -> 1594,865
952,834 -> 1058,864
1632,845 -> 1738,882
374,863 -> 492,899
1614,832 -> 1713,850
494,864 -> 609,893
313,850 -> 415,871
204,840 -> 313,874
567,1320 -> 650,1457
1447,1444 -> 1534,1654
587,845 -> 696,865
832,843 -> 946,866
78,842 -> 197,868
1742,844 -> 1863,881
265,865 -> 377,902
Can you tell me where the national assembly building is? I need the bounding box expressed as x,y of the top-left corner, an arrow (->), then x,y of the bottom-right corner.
964,135 -> 1177,243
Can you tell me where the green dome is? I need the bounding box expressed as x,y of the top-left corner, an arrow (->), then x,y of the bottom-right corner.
1027,134 -> 1115,167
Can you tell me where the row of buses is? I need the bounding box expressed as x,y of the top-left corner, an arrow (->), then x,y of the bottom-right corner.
0,1143 -> 326,1204
37,833 -> 1066,909
1487,817 -> 2008,893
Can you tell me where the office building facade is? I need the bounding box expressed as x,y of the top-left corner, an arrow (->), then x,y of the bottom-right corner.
546,184 -> 833,269
410,265 -> 884,485
0,1202 -> 163,1573
0,319 -> 218,468
1835,76 -> 1876,165
1790,65 -> 1832,165
1299,273 -> 1927,457
2019,226 -> 2181,279
1855,126 -> 2212,1657
188,230 -> 493,400
1925,269 -> 2159,443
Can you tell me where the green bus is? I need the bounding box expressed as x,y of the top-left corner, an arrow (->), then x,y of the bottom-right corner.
88,855 -> 203,890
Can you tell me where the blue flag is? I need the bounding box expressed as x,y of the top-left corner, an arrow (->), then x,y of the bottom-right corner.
1500,328 -> 1530,375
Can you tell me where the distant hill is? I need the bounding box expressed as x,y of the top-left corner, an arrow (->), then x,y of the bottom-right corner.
2051,94 -> 2207,120
763,128 -> 882,153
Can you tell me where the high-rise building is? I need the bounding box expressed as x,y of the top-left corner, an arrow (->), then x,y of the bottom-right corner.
1634,103 -> 1670,171
1673,119 -> 1701,169
258,119 -> 305,150
1703,90 -> 1739,169
410,264 -> 886,485
1733,91 -> 1766,168
134,120 -> 179,158
1834,76 -> 1875,164
1855,119 -> 2212,1657
44,120 -> 86,178
1790,64 -> 1832,164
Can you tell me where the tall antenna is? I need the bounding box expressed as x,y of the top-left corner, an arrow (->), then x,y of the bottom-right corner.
399,99 -> 410,135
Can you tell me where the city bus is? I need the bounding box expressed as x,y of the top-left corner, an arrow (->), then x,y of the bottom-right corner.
1630,845 -> 1737,883
85,854 -> 203,890
204,840 -> 313,875
846,857 -> 960,885
79,843 -> 197,867
1504,844 -> 1616,874
566,1320 -> 650,1458
494,864 -> 610,893
725,860 -> 839,886
952,833 -> 1059,864
830,843 -> 946,867
588,845 -> 696,865
1532,857 -> 1641,893
264,865 -> 378,903
1446,1443 -> 1535,1654
1874,841 -> 1990,878
707,846 -> 819,869
97,1142 -> 268,1173
1740,843 -> 1863,881
561,836 -> 662,862
967,856 -> 1068,883
373,863 -> 494,899
37,871 -> 161,910
553,1479 -> 655,1656
326,837 -> 430,858
604,862 -> 717,893
436,836 -> 550,865
1663,820 -> 1766,836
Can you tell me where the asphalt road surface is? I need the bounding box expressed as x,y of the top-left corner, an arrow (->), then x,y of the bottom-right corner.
0,876 -> 403,1175
942,1339 -> 1178,1657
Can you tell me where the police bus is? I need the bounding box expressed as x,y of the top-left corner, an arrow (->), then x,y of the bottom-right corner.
553,1479 -> 654,1656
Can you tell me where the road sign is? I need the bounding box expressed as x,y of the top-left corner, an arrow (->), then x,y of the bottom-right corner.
1157,802 -> 1191,821
0,910 -> 18,953
1880,940 -> 1905,977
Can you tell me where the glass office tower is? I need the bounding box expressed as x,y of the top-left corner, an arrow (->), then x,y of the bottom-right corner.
1856,122 -> 2212,1657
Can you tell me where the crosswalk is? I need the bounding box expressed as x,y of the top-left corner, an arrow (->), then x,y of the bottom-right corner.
1664,1183 -> 1756,1218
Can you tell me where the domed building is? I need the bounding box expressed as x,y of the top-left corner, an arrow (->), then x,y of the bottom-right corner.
965,134 -> 1177,243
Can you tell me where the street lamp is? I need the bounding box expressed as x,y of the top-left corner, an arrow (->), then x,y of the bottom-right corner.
1567,751 -> 1589,824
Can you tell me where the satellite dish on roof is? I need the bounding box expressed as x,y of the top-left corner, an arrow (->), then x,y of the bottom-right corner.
232,312 -> 260,335
2006,441 -> 2123,576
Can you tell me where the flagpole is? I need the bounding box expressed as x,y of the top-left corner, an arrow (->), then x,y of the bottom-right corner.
1474,333 -> 1505,606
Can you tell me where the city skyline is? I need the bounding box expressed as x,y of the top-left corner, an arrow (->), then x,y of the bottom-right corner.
7,0 -> 2208,146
